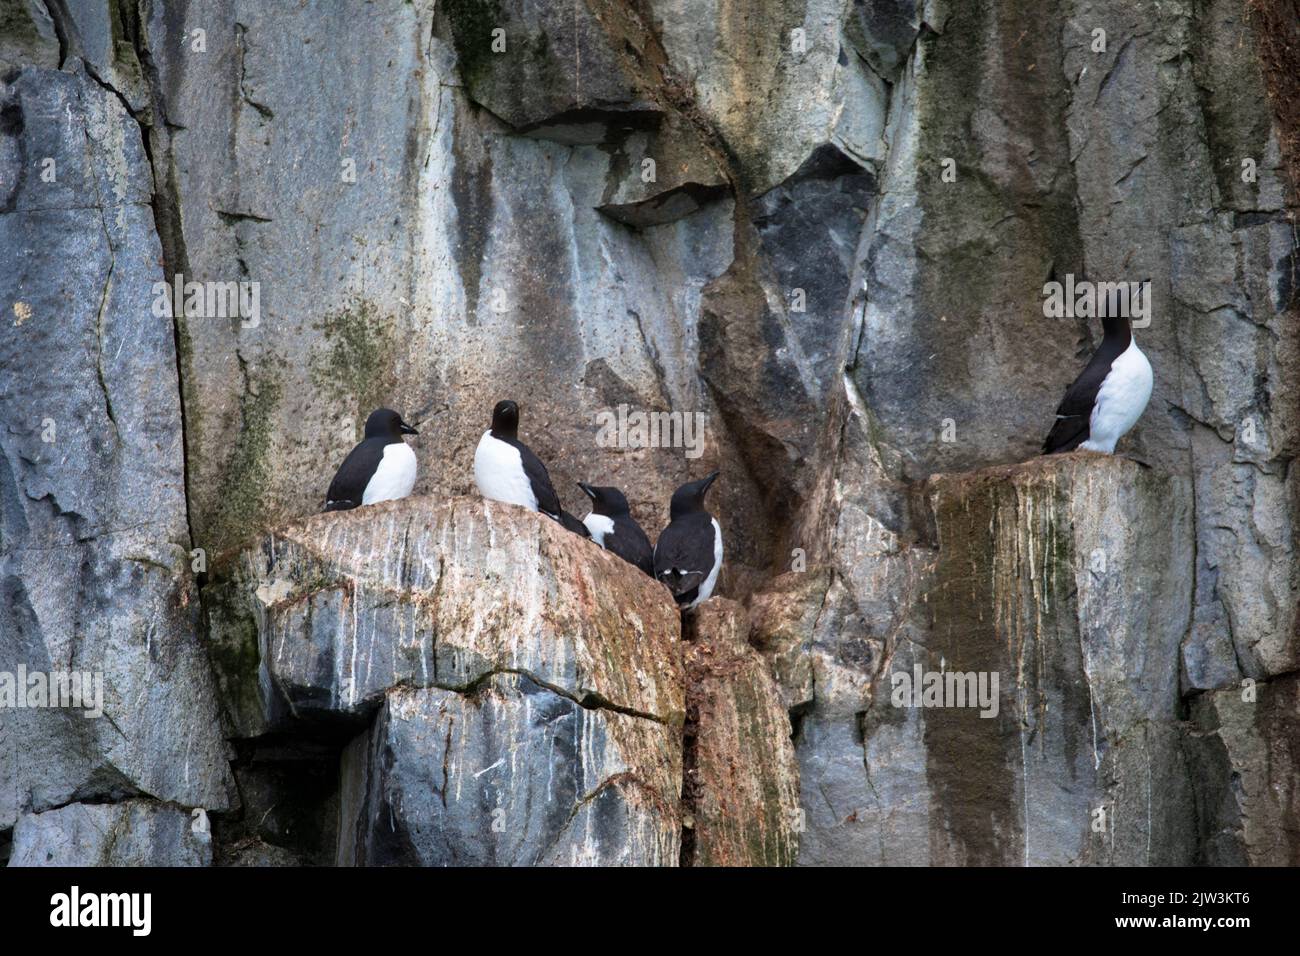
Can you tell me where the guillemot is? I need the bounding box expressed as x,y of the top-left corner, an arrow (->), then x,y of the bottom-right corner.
324,408 -> 419,511
652,472 -> 722,610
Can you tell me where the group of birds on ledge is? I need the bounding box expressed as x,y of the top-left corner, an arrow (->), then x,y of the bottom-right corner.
324,400 -> 723,610
322,313 -> 1153,611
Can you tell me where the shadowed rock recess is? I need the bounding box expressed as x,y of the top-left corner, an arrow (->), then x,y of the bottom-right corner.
1,0 -> 1296,866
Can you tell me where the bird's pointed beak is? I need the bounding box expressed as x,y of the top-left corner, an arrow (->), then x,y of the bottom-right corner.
400,421 -> 419,435
578,481 -> 596,500
701,471 -> 719,491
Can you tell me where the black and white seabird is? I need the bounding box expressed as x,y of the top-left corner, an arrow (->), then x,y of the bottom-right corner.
579,482 -> 654,576
474,400 -> 583,534
653,472 -> 722,610
324,408 -> 419,511
1043,314 -> 1153,454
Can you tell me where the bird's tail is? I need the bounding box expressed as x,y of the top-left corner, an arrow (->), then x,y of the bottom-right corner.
659,568 -> 705,598
1042,416 -> 1086,455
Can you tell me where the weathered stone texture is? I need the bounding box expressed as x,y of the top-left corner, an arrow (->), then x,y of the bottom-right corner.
684,599 -> 800,866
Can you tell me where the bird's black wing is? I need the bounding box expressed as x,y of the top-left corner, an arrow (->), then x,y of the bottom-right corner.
1042,341 -> 1125,454
559,510 -> 590,537
611,516 -> 655,577
653,513 -> 715,600
511,440 -> 564,518
324,437 -> 386,510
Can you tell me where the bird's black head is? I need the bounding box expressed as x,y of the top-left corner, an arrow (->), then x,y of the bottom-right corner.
1100,276 -> 1147,342
364,408 -> 419,439
669,471 -> 719,519
491,400 -> 520,439
1100,314 -> 1132,341
578,482 -> 631,517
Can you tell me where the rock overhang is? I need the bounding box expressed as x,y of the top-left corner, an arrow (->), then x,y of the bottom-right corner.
208,495 -> 685,737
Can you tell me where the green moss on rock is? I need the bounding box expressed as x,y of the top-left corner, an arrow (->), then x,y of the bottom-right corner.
207,372 -> 282,554
443,0 -> 506,92
312,297 -> 397,439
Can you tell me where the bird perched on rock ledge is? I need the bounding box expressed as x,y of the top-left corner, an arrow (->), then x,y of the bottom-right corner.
474,399 -> 589,537
324,408 -> 419,511
579,482 -> 654,576
653,472 -> 723,610
1043,313 -> 1153,454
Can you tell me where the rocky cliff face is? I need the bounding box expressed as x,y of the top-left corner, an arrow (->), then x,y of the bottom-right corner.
1,0 -> 1296,866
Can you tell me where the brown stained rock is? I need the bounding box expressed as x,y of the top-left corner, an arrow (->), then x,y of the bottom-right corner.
1246,0 -> 1300,205
920,452 -> 1196,865
747,568 -> 832,710
684,598 -> 800,867
209,496 -> 684,736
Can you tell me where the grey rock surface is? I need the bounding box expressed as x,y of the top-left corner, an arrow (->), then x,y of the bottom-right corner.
1185,674 -> 1300,865
9,799 -> 212,866
339,674 -> 680,866
0,63 -> 234,831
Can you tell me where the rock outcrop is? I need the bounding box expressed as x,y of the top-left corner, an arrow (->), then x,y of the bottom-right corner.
767,454 -> 1201,865
918,454 -> 1196,865
210,497 -> 685,865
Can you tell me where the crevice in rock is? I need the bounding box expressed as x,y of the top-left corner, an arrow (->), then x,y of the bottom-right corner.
216,209 -> 273,225
31,790 -> 151,816
787,699 -> 812,743
212,732 -> 348,867
677,679 -> 700,867
234,23 -> 274,120
39,0 -> 72,69
674,608 -> 701,865
445,666 -> 669,726
0,825 -> 11,866
118,0 -> 198,557
92,261 -> 120,438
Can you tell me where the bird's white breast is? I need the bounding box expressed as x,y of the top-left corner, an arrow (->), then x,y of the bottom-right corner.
474,431 -> 538,510
362,441 -> 417,505
583,513 -> 615,547
687,519 -> 724,610
1081,340 -> 1153,453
